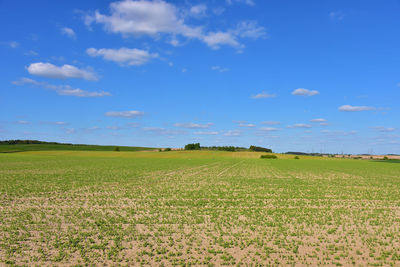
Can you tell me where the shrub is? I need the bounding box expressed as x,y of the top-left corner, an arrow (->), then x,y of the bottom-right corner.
294,156 -> 300,159
164,148 -> 172,151
260,154 -> 278,159
114,147 -> 120,151
383,156 -> 389,160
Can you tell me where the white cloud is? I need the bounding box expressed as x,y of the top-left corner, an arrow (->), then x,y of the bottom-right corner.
105,110 -> 144,118
287,123 -> 312,129
87,0 -> 203,38
27,62 -> 98,80
224,130 -> 241,136
372,126 -> 396,132
211,66 -> 229,72
87,47 -> 158,66
61,27 -> 76,39
143,127 -> 186,135
65,128 -> 76,134
24,50 -> 39,56
310,118 -> 327,123
234,21 -> 266,39
251,92 -> 276,99
338,105 -> 376,112
17,120 -> 29,125
189,4 -> 207,18
262,121 -> 280,125
226,0 -> 255,6
239,123 -> 256,127
1,41 -> 19,48
174,122 -> 213,129
58,88 -> 110,97
259,127 -> 279,131
181,68 -> 187,73
12,77 -> 111,97
330,11 -> 344,21
194,131 -> 219,135
85,0 -> 265,50
292,88 -> 319,96
202,31 -> 242,50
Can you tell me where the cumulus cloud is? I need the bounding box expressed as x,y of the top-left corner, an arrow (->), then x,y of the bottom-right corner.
372,126 -> 396,132
194,131 -> 219,135
238,123 -> 255,127
211,66 -> 229,72
287,123 -> 312,129
143,127 -> 186,135
189,4 -> 207,18
310,118 -> 327,123
85,0 -> 265,50
292,88 -> 319,96
251,92 -> 276,99
226,0 -> 255,6
262,121 -> 280,125
17,120 -> 30,125
105,110 -> 144,118
27,62 -> 98,80
174,122 -> 213,129
61,27 -> 76,39
1,41 -> 19,48
12,77 -> 111,97
224,129 -> 241,136
87,47 -> 158,66
330,11 -> 344,21
338,105 -> 376,112
259,127 -> 279,131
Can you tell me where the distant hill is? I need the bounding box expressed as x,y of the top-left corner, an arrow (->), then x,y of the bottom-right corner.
0,140 -> 156,153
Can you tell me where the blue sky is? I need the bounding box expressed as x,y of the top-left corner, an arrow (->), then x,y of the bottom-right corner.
1,0 -> 399,154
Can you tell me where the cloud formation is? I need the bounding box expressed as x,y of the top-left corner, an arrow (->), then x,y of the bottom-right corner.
27,62 -> 98,80
174,122 -> 213,129
310,118 -> 327,123
287,123 -> 312,129
87,47 -> 158,66
85,0 -> 265,50
61,27 -> 76,39
194,131 -> 219,135
262,121 -> 280,125
105,110 -> 144,118
12,78 -> 111,97
292,88 -> 319,96
251,92 -> 276,99
338,105 -> 376,112
211,66 -> 229,72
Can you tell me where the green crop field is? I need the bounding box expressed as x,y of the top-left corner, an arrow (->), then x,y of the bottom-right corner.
0,143 -> 156,153
1,150 -> 400,266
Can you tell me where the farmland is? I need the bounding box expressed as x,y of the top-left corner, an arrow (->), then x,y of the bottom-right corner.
1,150 -> 400,266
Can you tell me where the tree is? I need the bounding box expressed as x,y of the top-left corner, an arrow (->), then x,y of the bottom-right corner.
184,143 -> 201,150
250,145 -> 272,153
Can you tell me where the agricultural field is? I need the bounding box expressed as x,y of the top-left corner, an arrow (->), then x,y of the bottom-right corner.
0,143 -> 156,153
0,150 -> 400,266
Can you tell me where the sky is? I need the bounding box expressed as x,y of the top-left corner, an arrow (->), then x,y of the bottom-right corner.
1,0 -> 399,154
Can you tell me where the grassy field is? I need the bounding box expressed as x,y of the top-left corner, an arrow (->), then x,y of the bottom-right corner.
0,143 -> 156,153
0,150 -> 400,266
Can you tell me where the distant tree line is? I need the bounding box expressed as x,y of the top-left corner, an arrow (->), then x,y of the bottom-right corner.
201,146 -> 247,152
0,140 -> 70,145
249,145 -> 272,153
184,143 -> 272,152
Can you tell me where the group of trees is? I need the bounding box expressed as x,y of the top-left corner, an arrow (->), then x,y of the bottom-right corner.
184,143 -> 201,150
249,145 -> 272,153
0,140 -> 63,145
184,143 -> 273,152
